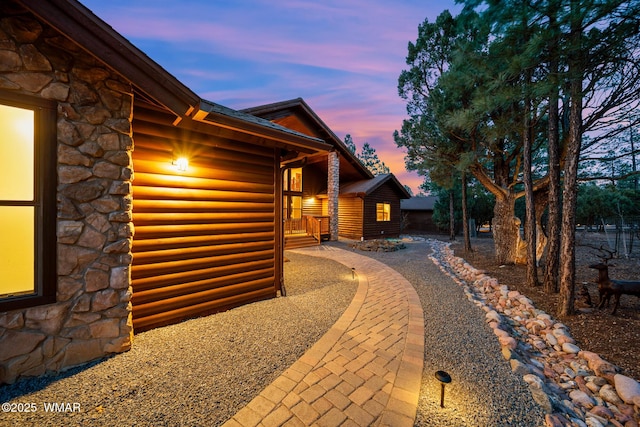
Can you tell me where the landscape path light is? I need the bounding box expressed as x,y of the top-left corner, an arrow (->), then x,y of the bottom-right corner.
435,370 -> 451,408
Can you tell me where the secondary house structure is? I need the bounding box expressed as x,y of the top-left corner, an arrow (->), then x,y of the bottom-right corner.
335,174 -> 411,240
0,0 -> 330,383
244,99 -> 410,244
401,196 -> 439,234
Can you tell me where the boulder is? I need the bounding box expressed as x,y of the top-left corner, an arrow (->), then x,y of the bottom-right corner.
613,374 -> 640,405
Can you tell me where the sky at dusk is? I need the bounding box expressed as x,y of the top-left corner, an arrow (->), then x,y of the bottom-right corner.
81,0 -> 461,194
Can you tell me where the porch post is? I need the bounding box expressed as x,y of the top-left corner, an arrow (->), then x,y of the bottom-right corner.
328,150 -> 339,240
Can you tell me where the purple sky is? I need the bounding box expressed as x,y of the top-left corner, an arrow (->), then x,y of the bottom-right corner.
81,0 -> 461,194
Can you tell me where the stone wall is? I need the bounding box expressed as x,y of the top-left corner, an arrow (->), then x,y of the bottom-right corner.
0,4 -> 134,383
327,151 -> 339,241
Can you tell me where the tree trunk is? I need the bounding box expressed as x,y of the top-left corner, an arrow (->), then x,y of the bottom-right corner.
449,189 -> 456,241
462,172 -> 472,252
523,79 -> 539,287
492,193 -> 519,265
559,3 -> 582,317
559,130 -> 580,316
544,50 -> 561,294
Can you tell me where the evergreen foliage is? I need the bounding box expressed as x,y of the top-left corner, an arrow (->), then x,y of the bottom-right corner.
343,134 -> 357,154
343,135 -> 390,176
395,0 -> 640,313
358,142 -> 390,176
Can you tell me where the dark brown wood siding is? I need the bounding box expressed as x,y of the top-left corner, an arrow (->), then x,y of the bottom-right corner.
338,196 -> 363,239
302,164 -> 327,197
362,185 -> 403,239
131,103 -> 278,331
403,211 -> 438,233
301,164 -> 325,216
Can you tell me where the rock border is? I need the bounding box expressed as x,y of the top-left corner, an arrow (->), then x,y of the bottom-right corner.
426,238 -> 640,427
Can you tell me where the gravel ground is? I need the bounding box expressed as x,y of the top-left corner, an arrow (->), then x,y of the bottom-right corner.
329,239 -> 546,427
2,241 -> 548,427
0,252 -> 356,427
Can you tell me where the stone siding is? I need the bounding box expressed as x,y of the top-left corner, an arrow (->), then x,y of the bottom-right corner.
327,151 -> 339,241
0,4 -> 134,383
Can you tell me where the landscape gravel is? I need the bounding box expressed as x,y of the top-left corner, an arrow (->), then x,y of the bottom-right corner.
0,252 -> 357,427
329,239 -> 547,426
1,239 -> 553,427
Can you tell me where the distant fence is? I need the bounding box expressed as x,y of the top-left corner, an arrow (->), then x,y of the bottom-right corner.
577,216 -> 640,258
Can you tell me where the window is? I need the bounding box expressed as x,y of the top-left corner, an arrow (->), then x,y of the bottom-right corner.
0,92 -> 56,311
284,167 -> 302,192
376,203 -> 391,222
283,167 -> 303,220
290,195 -> 302,219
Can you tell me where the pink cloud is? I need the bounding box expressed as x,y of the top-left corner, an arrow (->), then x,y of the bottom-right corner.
80,0 -> 458,194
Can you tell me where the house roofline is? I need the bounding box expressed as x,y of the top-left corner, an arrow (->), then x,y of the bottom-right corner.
17,0 -> 330,154
243,98 -> 374,178
318,173 -> 411,199
194,101 -> 330,154
18,0 -> 199,119
340,174 -> 412,199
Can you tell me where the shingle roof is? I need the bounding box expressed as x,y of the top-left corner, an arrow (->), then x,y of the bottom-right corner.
18,0 -> 329,153
339,174 -> 411,198
196,100 -> 329,152
400,196 -> 438,211
242,98 -> 373,179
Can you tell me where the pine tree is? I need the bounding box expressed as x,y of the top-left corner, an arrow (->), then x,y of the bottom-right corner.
357,142 -> 390,176
343,134 -> 356,154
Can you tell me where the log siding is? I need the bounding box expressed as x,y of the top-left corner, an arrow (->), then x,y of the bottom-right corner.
131,102 -> 278,331
338,197 -> 364,240
362,184 -> 403,239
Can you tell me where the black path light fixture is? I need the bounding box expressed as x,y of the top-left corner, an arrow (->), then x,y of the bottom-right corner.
435,370 -> 452,408
351,267 -> 356,279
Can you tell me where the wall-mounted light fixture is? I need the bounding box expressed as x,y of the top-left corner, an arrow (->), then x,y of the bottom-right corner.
173,156 -> 189,172
435,370 -> 451,408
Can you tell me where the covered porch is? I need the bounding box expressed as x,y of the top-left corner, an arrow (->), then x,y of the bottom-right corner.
284,215 -> 330,249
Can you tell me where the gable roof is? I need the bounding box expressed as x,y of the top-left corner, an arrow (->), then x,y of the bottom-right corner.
401,196 -> 438,211
193,100 -> 330,154
17,0 -> 329,155
242,98 -> 373,180
339,174 -> 411,199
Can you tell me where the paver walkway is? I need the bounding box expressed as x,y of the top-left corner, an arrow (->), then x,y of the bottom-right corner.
223,246 -> 424,427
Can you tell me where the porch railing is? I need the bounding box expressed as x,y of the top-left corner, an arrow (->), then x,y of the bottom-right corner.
284,215 -> 330,243
284,217 -> 306,235
307,216 -> 321,243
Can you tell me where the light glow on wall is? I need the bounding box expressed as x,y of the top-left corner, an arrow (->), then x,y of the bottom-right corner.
173,156 -> 189,172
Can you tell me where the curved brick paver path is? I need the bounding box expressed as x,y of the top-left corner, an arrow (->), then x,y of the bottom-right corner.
223,246 -> 424,427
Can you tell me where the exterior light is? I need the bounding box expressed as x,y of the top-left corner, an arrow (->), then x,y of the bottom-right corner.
435,370 -> 451,408
173,157 -> 188,172
351,268 -> 356,279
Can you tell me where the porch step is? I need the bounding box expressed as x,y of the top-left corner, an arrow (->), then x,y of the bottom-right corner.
284,234 -> 319,250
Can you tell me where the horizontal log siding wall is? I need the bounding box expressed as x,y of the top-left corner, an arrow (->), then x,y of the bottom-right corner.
338,196 -> 363,240
362,186 -> 402,239
131,105 -> 277,331
404,211 -> 438,233
303,197 -> 322,216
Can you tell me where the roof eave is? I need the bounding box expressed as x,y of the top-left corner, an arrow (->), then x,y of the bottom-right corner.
16,0 -> 332,153
244,98 -> 373,178
194,101 -> 331,154
17,0 -> 200,120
